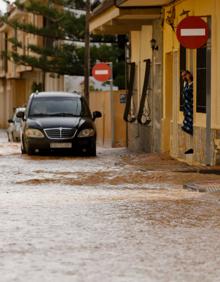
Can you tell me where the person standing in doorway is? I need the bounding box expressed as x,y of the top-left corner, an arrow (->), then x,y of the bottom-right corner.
181,70 -> 188,117
181,70 -> 188,88
182,71 -> 193,136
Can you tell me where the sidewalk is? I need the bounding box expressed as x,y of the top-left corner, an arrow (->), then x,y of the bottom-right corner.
122,152 -> 220,193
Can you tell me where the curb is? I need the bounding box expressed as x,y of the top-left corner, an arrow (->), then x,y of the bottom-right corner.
183,183 -> 220,193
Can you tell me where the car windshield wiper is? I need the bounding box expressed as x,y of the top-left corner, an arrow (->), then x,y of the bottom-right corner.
46,113 -> 80,117
30,113 -> 50,117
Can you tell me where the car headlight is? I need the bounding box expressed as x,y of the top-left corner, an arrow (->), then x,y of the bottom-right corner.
25,128 -> 44,138
78,128 -> 95,138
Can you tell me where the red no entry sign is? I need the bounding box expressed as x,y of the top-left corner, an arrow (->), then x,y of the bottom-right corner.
176,16 -> 209,49
92,63 -> 111,82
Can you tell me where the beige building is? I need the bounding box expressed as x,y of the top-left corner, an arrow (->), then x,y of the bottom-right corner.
90,0 -> 169,153
0,4 -> 63,128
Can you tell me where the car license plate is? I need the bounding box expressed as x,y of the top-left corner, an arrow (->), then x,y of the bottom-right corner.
50,143 -> 72,148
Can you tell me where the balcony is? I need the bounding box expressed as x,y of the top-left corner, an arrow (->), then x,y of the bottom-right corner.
90,0 -> 172,34
116,0 -> 173,6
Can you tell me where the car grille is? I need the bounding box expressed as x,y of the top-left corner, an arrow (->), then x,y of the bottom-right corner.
44,128 -> 76,140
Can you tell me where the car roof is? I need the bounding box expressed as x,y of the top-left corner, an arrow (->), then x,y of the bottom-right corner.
32,91 -> 81,99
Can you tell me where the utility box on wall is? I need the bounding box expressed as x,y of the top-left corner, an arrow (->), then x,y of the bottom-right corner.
89,90 -> 127,148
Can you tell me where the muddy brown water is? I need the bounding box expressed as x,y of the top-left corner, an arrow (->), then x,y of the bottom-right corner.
0,131 -> 220,282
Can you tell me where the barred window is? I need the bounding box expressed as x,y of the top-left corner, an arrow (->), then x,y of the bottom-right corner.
179,46 -> 186,111
196,46 -> 207,113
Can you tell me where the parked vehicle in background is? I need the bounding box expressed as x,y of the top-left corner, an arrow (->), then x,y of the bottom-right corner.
7,107 -> 26,142
16,92 -> 102,156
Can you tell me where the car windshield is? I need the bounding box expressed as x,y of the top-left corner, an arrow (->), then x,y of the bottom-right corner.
29,97 -> 91,117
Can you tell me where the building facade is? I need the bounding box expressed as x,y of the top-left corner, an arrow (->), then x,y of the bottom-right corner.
0,4 -> 64,128
91,0 -> 220,166
90,0 -> 170,153
162,0 -> 220,165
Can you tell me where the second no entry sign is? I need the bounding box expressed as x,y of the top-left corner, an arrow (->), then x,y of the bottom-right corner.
92,63 -> 111,82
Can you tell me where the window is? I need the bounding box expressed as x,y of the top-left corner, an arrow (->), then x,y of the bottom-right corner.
29,97 -> 91,118
43,17 -> 54,48
179,46 -> 186,111
196,46 -> 207,113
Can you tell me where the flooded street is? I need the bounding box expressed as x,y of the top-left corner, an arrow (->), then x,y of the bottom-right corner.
0,131 -> 220,282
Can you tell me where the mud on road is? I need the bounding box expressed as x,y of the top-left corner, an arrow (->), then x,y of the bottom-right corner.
0,131 -> 220,282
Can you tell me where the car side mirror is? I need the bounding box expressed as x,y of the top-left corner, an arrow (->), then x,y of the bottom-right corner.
16,111 -> 25,119
8,119 -> 14,123
93,111 -> 102,121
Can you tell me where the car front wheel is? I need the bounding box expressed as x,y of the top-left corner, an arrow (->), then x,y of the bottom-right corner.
24,140 -> 34,155
88,142 -> 96,156
26,145 -> 34,155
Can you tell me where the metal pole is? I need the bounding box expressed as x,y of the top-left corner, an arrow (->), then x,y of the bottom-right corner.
84,0 -> 90,104
109,62 -> 114,147
206,16 -> 212,165
42,0 -> 51,91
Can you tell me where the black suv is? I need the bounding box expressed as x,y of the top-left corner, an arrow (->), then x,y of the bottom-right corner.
17,92 -> 102,156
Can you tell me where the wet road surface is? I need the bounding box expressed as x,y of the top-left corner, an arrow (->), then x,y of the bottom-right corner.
0,131 -> 220,282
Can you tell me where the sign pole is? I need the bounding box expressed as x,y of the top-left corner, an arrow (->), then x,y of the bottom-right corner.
109,62 -> 114,147
92,62 -> 114,147
205,16 -> 212,165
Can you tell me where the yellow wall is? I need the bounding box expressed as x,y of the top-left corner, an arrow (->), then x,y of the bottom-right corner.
0,80 -> 6,127
45,74 -> 64,91
130,26 -> 152,104
214,0 -> 220,128
90,91 -> 127,148
163,0 -> 220,129
162,0 -> 220,163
